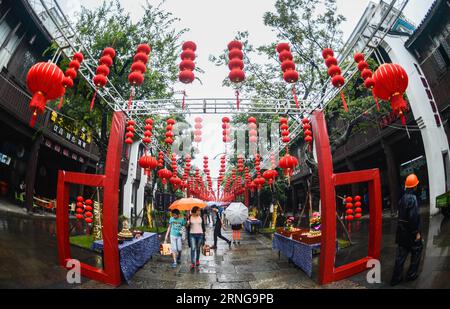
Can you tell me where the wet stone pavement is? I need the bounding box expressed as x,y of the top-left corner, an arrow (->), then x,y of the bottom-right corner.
0,202 -> 449,289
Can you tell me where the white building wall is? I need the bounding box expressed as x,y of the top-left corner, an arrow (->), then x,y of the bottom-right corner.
136,167 -> 148,221
122,142 -> 140,219
382,35 -> 450,216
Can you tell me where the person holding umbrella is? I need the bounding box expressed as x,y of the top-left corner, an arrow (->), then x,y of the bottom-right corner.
187,206 -> 206,269
231,223 -> 243,245
224,202 -> 248,246
210,207 -> 231,250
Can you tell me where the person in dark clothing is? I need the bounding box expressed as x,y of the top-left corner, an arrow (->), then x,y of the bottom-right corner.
210,207 -> 231,249
390,174 -> 423,286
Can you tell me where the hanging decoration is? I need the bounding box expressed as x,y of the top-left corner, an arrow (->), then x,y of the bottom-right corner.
84,199 -> 93,224
302,118 -> 313,151
322,48 -> 348,112
248,116 -> 258,156
157,151 -> 164,168
280,117 -> 290,148
170,153 -> 182,191
91,47 -> 115,111
353,52 -> 379,110
157,168 -> 173,190
165,118 -> 176,145
142,118 -> 153,148
58,52 -> 84,110
278,154 -> 298,185
354,195 -> 362,219
26,62 -> 65,127
179,41 -> 196,110
372,63 -> 409,126
345,196 -> 354,221
237,155 -> 244,173
253,154 -> 266,190
263,153 -> 278,190
128,43 -> 151,110
276,43 -> 300,109
228,40 -> 245,110
182,155 -> 191,193
75,196 -> 85,221
222,117 -> 231,144
138,154 -> 158,179
194,116 -> 202,144
124,119 -> 135,158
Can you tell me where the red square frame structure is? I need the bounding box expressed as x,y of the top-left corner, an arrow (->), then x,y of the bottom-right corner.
311,110 -> 382,285
56,111 -> 125,286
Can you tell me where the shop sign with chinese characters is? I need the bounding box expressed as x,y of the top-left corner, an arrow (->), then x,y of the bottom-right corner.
50,111 -> 91,149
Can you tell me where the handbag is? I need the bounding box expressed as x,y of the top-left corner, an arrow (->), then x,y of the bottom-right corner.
202,244 -> 213,256
160,243 -> 171,256
180,226 -> 186,241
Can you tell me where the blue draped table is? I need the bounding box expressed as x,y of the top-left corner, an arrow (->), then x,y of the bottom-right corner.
92,232 -> 160,282
272,233 -> 338,277
243,219 -> 262,233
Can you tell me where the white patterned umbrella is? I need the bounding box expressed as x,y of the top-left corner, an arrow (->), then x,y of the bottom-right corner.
224,202 -> 248,225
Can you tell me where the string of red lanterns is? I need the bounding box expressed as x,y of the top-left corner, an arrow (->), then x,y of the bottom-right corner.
124,119 -> 135,158
128,43 -> 151,110
353,52 -> 379,110
228,40 -> 245,110
169,153 -> 182,191
165,118 -> 176,145
276,43 -> 300,109
58,52 -> 84,110
194,116 -> 202,144
302,117 -> 313,151
222,117 -> 231,144
91,47 -> 115,111
179,41 -> 196,110
322,48 -> 348,112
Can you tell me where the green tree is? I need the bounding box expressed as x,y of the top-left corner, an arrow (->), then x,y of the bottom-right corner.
57,0 -> 188,168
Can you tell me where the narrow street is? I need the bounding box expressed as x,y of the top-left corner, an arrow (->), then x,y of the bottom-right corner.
1,202 -> 449,289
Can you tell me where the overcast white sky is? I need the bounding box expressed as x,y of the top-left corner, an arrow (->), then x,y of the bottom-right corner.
63,0 -> 434,181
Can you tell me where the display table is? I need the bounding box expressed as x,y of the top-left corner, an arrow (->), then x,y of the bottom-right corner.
272,233 -> 338,277
92,232 -> 160,282
243,219 -> 262,233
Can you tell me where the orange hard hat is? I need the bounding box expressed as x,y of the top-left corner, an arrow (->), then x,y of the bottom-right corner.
405,174 -> 419,188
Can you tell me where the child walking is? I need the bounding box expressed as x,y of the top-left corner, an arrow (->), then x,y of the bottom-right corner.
164,209 -> 186,268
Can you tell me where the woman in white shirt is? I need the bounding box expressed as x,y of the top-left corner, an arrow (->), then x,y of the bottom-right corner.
187,206 -> 206,269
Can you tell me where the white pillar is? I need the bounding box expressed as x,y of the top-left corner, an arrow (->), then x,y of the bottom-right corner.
122,141 -> 140,219
383,35 -> 450,216
136,167 -> 148,222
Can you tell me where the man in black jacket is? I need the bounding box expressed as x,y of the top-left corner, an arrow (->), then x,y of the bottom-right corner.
210,207 -> 231,249
390,174 -> 423,286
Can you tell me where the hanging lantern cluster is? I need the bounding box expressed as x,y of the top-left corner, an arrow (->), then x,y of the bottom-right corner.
157,151 -> 164,168
179,41 -> 196,84
194,116 -> 202,143
218,155 -> 226,197
124,119 -> 135,158
58,52 -> 84,110
244,166 -> 251,190
237,155 -> 244,173
91,47 -> 116,111
373,63 -> 409,126
353,52 -> 379,110
142,118 -> 153,147
322,48 -> 348,112
354,195 -> 362,219
228,40 -> 245,110
253,154 -> 266,190
165,118 -> 176,145
280,117 -> 290,145
302,118 -> 313,151
345,196 -> 354,221
276,43 -> 300,109
248,117 -> 258,145
128,43 -> 151,110
182,155 -> 191,192
203,156 -> 213,195
170,153 -> 182,191
75,196 -> 93,224
157,168 -> 173,189
26,62 -> 64,127
222,117 -> 231,143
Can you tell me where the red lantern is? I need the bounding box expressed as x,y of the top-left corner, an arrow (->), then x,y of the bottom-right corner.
58,52 -> 84,110
228,40 -> 245,110
194,116 -> 202,143
278,154 -> 298,183
158,168 -> 173,187
373,63 -> 409,125
179,41 -> 196,84
302,118 -> 313,151
90,47 -> 115,111
26,62 -> 65,127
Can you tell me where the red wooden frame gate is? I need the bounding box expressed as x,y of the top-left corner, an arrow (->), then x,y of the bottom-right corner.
311,110 -> 382,285
56,111 -> 125,286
